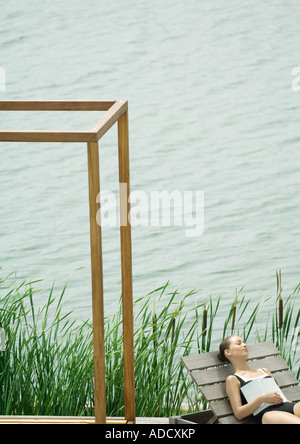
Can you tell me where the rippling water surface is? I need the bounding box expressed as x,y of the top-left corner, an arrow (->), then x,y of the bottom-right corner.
1,1 -> 300,329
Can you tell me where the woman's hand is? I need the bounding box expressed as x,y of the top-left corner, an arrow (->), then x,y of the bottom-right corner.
261,392 -> 283,405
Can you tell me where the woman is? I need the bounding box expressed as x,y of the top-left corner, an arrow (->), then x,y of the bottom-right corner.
218,336 -> 300,424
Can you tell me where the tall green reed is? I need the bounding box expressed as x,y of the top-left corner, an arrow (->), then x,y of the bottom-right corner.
270,270 -> 300,379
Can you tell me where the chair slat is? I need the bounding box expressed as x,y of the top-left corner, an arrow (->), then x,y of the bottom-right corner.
218,415 -> 254,425
210,399 -> 233,418
274,371 -> 299,388
282,386 -> 300,403
192,366 -> 233,386
201,383 -> 227,402
182,352 -> 220,371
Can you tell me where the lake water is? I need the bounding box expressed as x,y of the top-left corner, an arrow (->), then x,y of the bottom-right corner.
1,1 -> 300,332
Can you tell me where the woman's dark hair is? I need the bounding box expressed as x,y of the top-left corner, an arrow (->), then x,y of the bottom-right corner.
218,336 -> 234,363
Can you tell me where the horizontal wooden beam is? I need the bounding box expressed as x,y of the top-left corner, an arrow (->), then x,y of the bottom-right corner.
0,100 -> 127,143
0,416 -> 128,425
0,130 -> 97,143
0,101 -> 116,111
90,100 -> 128,140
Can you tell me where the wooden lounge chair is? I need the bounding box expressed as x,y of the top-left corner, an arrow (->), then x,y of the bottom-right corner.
171,342 -> 300,424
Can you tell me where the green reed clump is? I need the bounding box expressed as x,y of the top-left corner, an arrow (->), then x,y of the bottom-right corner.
0,272 -> 94,416
0,269 -> 299,417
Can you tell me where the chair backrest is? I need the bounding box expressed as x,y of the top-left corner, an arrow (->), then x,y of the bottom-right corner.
182,342 -> 300,424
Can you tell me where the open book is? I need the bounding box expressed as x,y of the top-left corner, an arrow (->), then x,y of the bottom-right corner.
241,377 -> 288,416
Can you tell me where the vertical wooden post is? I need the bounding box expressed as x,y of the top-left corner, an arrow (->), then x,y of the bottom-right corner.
87,141 -> 107,424
118,109 -> 136,423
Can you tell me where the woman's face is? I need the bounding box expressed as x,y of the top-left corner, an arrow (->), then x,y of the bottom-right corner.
226,336 -> 249,362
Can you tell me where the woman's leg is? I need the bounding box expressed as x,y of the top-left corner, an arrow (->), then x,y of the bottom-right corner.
262,411 -> 300,424
293,402 -> 300,418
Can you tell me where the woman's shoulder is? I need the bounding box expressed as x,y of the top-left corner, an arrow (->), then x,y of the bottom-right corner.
261,367 -> 272,377
226,374 -> 239,385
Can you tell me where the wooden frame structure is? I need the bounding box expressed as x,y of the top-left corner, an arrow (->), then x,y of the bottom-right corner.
0,100 -> 135,425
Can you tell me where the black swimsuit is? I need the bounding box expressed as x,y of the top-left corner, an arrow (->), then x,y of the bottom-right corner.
235,369 -> 295,424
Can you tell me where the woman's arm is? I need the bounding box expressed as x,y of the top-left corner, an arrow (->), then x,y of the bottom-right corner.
226,375 -> 283,421
262,368 -> 293,403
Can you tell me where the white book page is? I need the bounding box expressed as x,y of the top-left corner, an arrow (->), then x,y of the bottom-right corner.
241,377 -> 287,416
